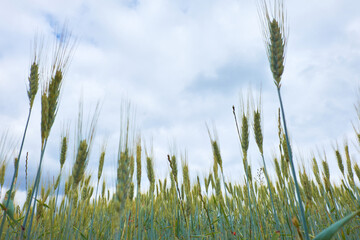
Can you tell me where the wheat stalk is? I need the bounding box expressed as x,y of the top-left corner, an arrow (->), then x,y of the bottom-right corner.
252,93 -> 281,234
257,0 -> 288,89
0,35 -> 43,238
256,1 -> 310,239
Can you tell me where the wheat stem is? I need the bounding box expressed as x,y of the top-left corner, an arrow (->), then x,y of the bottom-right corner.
277,88 -> 310,240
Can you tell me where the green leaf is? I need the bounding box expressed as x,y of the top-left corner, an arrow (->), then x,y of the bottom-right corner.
313,209 -> 360,240
1,199 -> 15,220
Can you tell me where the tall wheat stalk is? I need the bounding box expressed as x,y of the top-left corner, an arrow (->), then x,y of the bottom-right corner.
257,0 -> 310,239
252,94 -> 281,235
0,36 -> 41,238
21,27 -> 75,240
232,104 -> 257,239
50,131 -> 68,240
88,146 -> 106,240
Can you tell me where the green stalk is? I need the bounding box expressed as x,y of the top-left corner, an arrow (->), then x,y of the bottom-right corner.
276,88 -> 310,240
136,192 -> 141,240
75,196 -> 86,240
232,108 -> 255,239
221,173 -> 234,234
150,191 -> 155,239
260,153 -> 280,233
26,170 -> 43,240
21,139 -> 48,239
88,180 -> 100,240
0,108 -> 32,237
1,51 -> 41,238
65,198 -> 74,240
244,173 -> 255,239
247,168 -> 264,239
51,173 -> 62,240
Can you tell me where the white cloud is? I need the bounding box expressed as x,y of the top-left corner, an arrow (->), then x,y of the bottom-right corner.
0,0 -> 359,204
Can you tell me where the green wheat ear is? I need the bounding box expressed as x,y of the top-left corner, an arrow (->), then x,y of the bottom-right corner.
59,135 -> 68,169
98,150 -> 105,181
27,62 -> 39,108
136,136 -> 142,192
0,164 -> 5,188
72,140 -> 89,190
41,91 -> 49,146
27,36 -> 42,109
269,19 -> 285,86
354,163 -> 360,182
257,0 -> 288,88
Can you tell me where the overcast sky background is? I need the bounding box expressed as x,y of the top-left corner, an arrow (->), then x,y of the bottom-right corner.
1,0 -> 360,205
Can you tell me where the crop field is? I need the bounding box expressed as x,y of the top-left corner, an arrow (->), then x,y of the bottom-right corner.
1,0 -> 360,239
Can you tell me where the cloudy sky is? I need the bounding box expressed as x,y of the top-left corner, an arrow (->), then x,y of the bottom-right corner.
1,0 -> 360,204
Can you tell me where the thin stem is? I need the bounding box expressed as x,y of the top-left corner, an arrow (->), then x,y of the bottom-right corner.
88,180 -> 100,240
26,169 -> 43,240
51,173 -> 62,240
260,153 -> 281,233
276,87 -> 310,240
20,139 -> 48,239
232,107 -> 255,239
0,108 -> 32,238
65,198 -> 73,240
167,155 -> 188,226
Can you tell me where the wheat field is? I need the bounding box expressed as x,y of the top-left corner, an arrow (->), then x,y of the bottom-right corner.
1,0 -> 360,239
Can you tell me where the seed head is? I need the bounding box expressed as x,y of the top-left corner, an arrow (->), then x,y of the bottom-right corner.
46,70 -> 63,134
322,159 -> 330,181
146,156 -> 155,193
335,149 -> 344,175
253,109 -> 263,154
98,151 -> 105,181
0,164 -> 6,187
169,155 -> 178,182
54,174 -> 61,190
182,161 -> 190,198
312,157 -> 322,187
60,136 -> 68,169
257,0 -> 288,88
28,62 -> 39,108
354,163 -> 360,183
241,114 -> 249,156
344,144 -> 354,183
41,91 -> 49,146
27,36 -> 42,109
101,180 -> 106,199
72,140 -> 89,189
136,137 -> 142,191
212,140 -> 223,173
